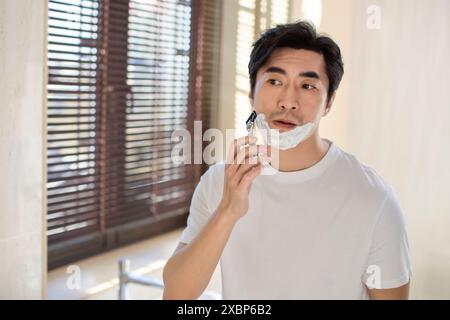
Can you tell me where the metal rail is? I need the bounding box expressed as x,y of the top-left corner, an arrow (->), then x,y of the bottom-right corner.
118,257 -> 164,300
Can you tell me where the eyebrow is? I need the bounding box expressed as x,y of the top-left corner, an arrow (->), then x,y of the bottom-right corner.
264,66 -> 320,79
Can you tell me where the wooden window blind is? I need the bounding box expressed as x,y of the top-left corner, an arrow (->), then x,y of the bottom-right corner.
47,0 -> 221,269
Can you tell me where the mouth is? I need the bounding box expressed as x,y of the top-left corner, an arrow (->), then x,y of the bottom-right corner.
271,119 -> 298,131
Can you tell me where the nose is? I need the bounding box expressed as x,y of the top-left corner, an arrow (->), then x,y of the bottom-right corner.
278,85 -> 299,110
280,102 -> 297,110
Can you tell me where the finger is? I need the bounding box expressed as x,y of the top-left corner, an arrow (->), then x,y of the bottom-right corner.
225,136 -> 258,178
239,163 -> 262,188
226,150 -> 259,185
235,144 -> 268,165
234,156 -> 260,184
258,153 -> 271,166
226,136 -> 257,165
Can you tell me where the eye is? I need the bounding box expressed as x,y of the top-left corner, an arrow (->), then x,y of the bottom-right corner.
268,79 -> 282,86
302,83 -> 316,90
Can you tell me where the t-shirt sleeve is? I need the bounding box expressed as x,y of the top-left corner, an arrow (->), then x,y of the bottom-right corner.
179,165 -> 220,244
362,187 -> 412,289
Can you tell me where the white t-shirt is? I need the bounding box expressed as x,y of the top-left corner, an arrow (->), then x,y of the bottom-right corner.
179,140 -> 411,299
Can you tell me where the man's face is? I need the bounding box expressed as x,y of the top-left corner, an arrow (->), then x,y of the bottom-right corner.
249,47 -> 333,133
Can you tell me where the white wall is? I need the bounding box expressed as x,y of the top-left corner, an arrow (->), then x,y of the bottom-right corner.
301,0 -> 450,299
0,0 -> 47,299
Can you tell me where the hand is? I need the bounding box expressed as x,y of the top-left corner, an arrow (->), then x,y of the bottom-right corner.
217,135 -> 270,222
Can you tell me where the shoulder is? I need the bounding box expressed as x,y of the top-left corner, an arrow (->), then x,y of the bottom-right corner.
336,147 -> 393,199
194,161 -> 226,207
334,146 -> 406,229
200,161 -> 226,186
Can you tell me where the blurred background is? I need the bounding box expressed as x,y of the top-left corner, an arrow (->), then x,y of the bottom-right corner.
0,0 -> 449,299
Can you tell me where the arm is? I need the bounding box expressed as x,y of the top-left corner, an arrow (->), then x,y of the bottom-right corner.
162,208 -> 237,300
364,187 -> 412,300
162,135 -> 266,299
367,282 -> 410,300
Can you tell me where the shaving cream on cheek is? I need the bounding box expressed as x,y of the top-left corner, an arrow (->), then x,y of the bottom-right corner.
254,113 -> 315,150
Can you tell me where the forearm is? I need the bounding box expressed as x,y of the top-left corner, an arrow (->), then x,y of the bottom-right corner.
162,208 -> 237,299
367,282 -> 410,300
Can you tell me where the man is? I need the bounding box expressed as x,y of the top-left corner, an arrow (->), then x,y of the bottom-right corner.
163,21 -> 411,299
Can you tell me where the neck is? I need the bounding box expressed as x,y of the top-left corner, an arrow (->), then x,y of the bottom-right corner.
274,132 -> 330,172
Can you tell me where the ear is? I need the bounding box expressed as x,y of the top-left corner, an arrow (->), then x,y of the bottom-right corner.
248,91 -> 254,107
324,91 -> 336,116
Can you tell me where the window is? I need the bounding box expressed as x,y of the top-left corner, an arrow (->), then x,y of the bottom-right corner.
47,0 -> 221,269
234,0 -> 289,137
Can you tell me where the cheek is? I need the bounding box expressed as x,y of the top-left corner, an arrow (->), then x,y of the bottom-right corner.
303,89 -> 327,107
300,92 -> 328,119
253,84 -> 275,111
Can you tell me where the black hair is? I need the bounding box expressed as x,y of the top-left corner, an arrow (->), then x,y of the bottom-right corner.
248,20 -> 344,100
